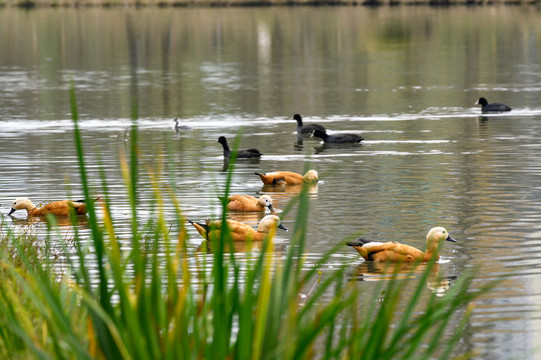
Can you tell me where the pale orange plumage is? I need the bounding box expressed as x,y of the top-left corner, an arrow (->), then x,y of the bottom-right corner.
225,194 -> 275,212
8,197 -> 98,217
188,215 -> 287,242
254,170 -> 318,185
347,227 -> 456,263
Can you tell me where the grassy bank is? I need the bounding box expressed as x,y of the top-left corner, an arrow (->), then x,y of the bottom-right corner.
1,0 -> 539,8
0,88 -> 497,359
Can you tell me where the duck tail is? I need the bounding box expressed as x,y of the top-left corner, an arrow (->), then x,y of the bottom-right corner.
187,219 -> 208,230
76,197 -> 101,203
346,238 -> 373,247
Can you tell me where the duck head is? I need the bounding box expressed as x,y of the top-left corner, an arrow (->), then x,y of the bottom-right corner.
9,197 -> 35,216
426,227 -> 456,254
302,170 -> 319,183
257,195 -> 275,212
257,215 -> 288,233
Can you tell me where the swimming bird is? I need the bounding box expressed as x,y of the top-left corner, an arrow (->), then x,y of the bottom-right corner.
173,118 -> 189,132
217,136 -> 262,159
311,129 -> 364,143
188,214 -> 288,241
293,114 -> 326,135
475,97 -> 512,113
8,197 -> 98,217
223,194 -> 275,212
346,227 -> 456,263
254,170 -> 318,185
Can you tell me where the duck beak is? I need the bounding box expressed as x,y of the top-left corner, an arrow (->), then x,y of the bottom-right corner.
268,204 -> 275,213
446,234 -> 456,243
278,223 -> 288,232
8,207 -> 15,216
474,99 -> 479,105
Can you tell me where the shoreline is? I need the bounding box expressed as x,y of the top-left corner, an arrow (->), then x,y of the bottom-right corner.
2,0 -> 540,8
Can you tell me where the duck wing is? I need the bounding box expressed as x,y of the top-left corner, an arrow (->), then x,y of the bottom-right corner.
347,240 -> 423,262
226,195 -> 259,211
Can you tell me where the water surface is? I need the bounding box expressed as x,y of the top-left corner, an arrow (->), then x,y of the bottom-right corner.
1,6 -> 541,359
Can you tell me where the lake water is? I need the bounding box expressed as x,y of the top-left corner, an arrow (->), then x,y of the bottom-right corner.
2,6 -> 541,359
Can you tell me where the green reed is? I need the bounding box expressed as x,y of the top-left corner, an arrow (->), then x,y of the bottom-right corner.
0,89 -> 497,359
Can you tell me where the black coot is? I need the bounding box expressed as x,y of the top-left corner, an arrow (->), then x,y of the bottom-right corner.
293,114 -> 326,135
217,136 -> 262,158
311,129 -> 364,143
475,97 -> 512,113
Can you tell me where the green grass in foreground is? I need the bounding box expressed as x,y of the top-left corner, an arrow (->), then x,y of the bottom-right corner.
0,88 -> 497,359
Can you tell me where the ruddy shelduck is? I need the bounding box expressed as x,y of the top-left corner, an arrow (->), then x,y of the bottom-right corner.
254,170 -> 318,185
224,194 -> 275,212
188,214 -> 288,242
8,197 -> 97,217
347,227 -> 456,263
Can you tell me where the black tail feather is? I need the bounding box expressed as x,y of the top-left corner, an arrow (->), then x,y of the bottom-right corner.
346,237 -> 374,247
187,219 -> 208,231
217,196 -> 227,205
76,197 -> 101,203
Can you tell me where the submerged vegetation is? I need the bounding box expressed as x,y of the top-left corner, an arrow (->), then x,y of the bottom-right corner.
0,89 -> 497,359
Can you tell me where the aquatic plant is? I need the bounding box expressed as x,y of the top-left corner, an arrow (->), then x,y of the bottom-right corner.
0,88 -> 496,359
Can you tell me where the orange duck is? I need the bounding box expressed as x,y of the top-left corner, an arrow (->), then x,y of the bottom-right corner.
224,194 -> 275,212
347,227 -> 456,263
188,214 -> 287,242
254,170 -> 318,186
8,197 -> 96,217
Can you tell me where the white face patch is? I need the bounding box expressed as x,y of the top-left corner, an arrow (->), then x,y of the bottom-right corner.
12,198 -> 30,209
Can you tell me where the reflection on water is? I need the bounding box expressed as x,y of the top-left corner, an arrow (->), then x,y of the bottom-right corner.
225,211 -> 268,224
195,239 -> 264,254
313,141 -> 364,154
348,261 -> 456,297
1,6 -> 541,360
9,214 -> 89,229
